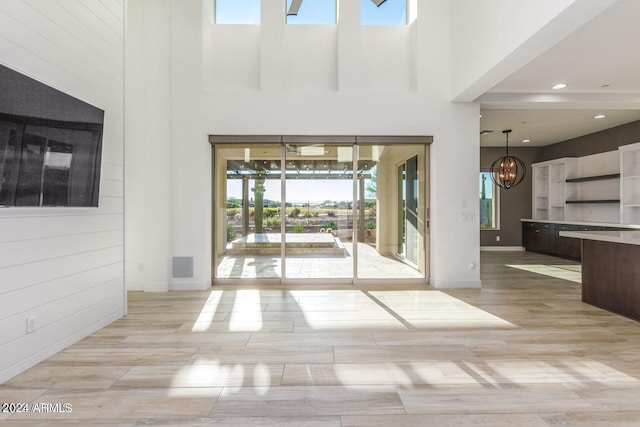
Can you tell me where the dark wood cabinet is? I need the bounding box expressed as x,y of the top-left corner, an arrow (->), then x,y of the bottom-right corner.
538,223 -> 557,253
556,224 -> 581,259
522,221 -> 557,255
522,221 -> 540,251
523,221 -> 631,260
582,239 -> 640,321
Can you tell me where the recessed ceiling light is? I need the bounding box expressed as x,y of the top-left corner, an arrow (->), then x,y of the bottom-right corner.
522,139 -> 531,143
594,114 -> 606,119
552,83 -> 567,90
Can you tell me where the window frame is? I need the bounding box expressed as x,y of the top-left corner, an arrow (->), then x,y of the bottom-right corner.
286,0 -> 337,25
360,0 -> 408,26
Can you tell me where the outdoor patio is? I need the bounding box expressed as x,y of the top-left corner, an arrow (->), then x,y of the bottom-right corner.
216,241 -> 423,279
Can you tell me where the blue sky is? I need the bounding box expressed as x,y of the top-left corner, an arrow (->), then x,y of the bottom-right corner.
215,0 -> 406,25
287,0 -> 336,25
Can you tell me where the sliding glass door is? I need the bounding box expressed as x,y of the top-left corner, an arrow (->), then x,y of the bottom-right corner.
214,144 -> 282,279
356,144 -> 426,279
284,144 -> 354,279
212,138 -> 429,282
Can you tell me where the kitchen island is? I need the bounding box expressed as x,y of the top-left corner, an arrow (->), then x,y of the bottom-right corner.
559,229 -> 640,321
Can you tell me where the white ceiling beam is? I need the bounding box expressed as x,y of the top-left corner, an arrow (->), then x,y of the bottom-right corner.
451,0 -> 620,103
479,92 -> 640,110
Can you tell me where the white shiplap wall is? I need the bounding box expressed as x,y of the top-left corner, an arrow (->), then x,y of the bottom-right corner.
0,0 -> 125,383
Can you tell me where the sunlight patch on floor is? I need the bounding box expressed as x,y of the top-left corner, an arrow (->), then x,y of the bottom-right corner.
292,290 -> 517,330
506,264 -> 581,283
229,290 -> 263,331
369,290 -> 518,329
191,290 -> 223,331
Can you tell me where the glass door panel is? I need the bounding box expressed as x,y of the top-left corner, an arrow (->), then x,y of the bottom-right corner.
214,144 -> 282,279
405,155 -> 419,265
356,144 -> 425,279
284,144 -> 354,279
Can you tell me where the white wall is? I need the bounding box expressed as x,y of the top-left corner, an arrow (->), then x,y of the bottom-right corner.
126,0 -> 481,289
0,0 -> 125,382
125,0 -> 173,291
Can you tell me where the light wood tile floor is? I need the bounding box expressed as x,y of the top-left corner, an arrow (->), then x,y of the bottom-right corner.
3,251 -> 640,425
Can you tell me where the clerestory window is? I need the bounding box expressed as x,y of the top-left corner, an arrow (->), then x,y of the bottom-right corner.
286,0 -> 337,25
215,0 -> 261,24
361,0 -> 407,26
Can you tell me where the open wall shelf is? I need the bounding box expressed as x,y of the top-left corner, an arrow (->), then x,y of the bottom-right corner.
565,174 -> 620,183
620,142 -> 640,224
531,148 -> 632,224
565,199 -> 620,204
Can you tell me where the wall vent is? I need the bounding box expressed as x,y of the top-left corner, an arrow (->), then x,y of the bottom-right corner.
172,257 -> 193,278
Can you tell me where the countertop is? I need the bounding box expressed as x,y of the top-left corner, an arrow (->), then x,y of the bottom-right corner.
559,229 -> 640,245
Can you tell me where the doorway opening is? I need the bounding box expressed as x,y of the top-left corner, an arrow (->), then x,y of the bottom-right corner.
211,136 -> 431,284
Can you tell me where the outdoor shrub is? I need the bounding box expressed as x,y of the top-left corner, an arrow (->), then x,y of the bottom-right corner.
226,224 -> 237,242
265,217 -> 281,227
263,208 -> 279,218
288,207 -> 301,218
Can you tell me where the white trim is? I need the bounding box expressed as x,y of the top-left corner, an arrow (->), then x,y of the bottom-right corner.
431,279 -> 481,289
480,246 -> 525,251
171,281 -> 211,291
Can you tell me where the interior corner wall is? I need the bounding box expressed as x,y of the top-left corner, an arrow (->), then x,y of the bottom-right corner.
480,147 -> 541,247
0,1 -> 125,383
125,0 -> 173,292
125,0 -> 481,290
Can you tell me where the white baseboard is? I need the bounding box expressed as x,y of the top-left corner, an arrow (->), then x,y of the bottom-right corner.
171,280 -> 210,291
480,246 -> 525,251
430,279 -> 482,289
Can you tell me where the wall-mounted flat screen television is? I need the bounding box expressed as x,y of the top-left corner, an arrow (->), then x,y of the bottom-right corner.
0,64 -> 104,207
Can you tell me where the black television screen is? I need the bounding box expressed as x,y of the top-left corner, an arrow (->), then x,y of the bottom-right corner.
0,64 -> 104,207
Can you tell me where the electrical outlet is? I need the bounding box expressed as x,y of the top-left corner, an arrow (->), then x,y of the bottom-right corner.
26,316 -> 36,334
496,235 -> 500,242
